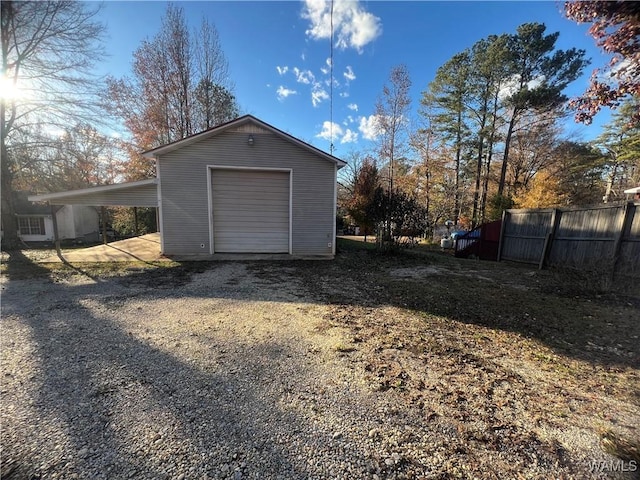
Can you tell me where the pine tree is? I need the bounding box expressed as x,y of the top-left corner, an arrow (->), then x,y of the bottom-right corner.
421,51 -> 472,226
497,23 -> 588,197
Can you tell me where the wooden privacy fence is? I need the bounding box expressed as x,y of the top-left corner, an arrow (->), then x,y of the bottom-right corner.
497,202 -> 640,277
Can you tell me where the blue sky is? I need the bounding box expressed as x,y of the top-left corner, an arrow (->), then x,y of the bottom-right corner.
96,1 -> 612,157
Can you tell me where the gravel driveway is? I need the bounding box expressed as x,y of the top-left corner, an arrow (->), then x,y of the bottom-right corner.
2,262 -> 423,480
2,253 -> 638,479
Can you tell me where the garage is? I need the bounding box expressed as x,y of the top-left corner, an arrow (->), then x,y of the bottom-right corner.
31,116 -> 346,258
210,168 -> 290,253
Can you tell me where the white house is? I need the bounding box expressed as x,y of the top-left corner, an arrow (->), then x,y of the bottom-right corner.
10,191 -> 99,243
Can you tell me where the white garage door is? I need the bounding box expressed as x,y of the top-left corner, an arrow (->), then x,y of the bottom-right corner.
211,169 -> 290,253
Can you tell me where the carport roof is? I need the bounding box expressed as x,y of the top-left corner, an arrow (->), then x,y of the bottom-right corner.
28,178 -> 158,205
142,114 -> 347,168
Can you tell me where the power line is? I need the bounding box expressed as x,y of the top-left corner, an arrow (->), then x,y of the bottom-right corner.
329,0 -> 334,155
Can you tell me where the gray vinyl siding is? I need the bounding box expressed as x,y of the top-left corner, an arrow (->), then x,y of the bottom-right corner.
45,184 -> 158,207
158,130 -> 336,256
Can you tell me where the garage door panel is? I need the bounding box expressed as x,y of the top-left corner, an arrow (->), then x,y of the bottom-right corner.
212,169 -> 290,253
214,221 -> 289,230
213,212 -> 289,222
213,200 -> 289,210
215,233 -> 289,253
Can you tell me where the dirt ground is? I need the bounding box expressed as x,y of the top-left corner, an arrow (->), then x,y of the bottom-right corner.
1,239 -> 639,479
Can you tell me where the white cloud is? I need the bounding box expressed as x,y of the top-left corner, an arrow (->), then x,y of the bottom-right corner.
346,115 -> 355,123
317,121 -> 358,144
358,115 -> 382,141
316,121 -> 343,142
339,91 -> 349,98
311,83 -> 329,107
344,66 -> 356,82
277,85 -> 297,100
301,53 -> 306,61
293,67 -> 315,84
276,66 -> 289,75
341,129 -> 358,144
498,74 -> 546,101
325,78 -> 340,89
347,103 -> 358,112
320,57 -> 332,75
302,0 -> 382,53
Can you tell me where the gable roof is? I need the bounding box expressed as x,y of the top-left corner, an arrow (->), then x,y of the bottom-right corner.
142,114 -> 347,168
13,191 -> 51,215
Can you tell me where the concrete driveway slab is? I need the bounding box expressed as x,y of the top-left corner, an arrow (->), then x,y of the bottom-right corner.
42,233 -> 166,263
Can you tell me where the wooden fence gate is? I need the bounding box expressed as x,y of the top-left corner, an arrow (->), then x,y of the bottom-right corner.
498,202 -> 640,277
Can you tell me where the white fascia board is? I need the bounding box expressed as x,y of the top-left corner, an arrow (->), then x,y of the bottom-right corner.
28,179 -> 158,202
142,115 -> 347,168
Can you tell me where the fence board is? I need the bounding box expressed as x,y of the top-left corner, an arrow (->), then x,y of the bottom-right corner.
500,202 -> 639,277
500,209 -> 553,263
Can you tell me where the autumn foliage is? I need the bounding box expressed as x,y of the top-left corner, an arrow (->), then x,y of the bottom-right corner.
565,1 -> 640,124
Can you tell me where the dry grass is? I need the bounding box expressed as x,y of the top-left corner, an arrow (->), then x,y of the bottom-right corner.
252,238 -> 640,477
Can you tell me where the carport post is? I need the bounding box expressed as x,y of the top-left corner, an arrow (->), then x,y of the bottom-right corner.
49,202 -> 62,260
101,206 -> 108,245
133,207 -> 138,235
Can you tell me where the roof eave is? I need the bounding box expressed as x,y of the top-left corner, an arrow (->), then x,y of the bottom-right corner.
28,178 -> 158,202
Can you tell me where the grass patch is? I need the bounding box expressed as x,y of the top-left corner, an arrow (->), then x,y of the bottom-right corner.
333,342 -> 357,353
336,237 -> 377,252
600,429 -> 640,463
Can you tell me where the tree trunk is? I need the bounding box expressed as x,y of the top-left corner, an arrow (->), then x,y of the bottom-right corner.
603,162 -> 618,203
1,8 -> 20,251
480,88 -> 501,222
480,149 -> 493,223
1,120 -> 19,251
498,108 -> 517,197
454,110 -> 463,226
471,103 -> 488,228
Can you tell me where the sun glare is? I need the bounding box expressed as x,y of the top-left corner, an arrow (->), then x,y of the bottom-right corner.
0,77 -> 26,101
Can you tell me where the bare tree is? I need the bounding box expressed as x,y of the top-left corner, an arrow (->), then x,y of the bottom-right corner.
375,65 -> 412,241
193,18 -> 238,130
12,124 -> 122,194
376,65 -> 412,193
105,5 -> 238,182
1,1 -> 105,249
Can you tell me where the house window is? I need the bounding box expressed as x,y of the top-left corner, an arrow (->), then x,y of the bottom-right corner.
18,216 -> 45,235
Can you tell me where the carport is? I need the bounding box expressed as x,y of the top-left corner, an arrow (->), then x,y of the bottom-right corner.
29,179 -> 159,260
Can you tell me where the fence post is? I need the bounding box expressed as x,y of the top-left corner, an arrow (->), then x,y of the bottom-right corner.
497,210 -> 507,262
611,202 -> 633,275
539,208 -> 560,270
